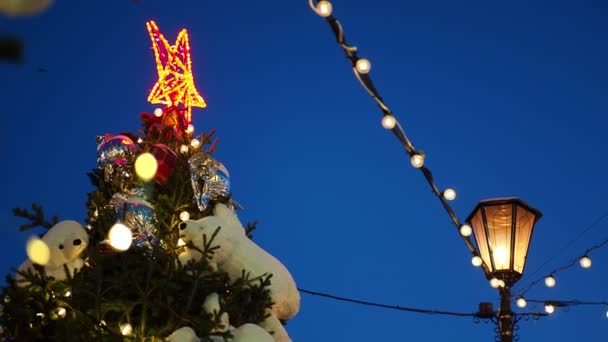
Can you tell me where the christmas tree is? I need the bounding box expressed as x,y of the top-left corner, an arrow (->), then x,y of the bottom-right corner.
0,21 -> 300,342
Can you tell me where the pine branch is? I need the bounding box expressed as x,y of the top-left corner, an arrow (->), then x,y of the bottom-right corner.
245,220 -> 258,240
12,204 -> 59,231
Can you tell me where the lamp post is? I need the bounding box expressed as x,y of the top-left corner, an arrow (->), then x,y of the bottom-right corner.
466,198 -> 542,342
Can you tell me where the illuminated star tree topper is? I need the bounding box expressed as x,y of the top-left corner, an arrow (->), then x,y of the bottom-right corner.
146,20 -> 206,124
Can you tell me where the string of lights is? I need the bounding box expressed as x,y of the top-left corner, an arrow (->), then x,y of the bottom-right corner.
307,0 -> 485,270
513,210 -> 608,294
299,288 -> 547,320
522,298 -> 608,316
514,234 -> 608,298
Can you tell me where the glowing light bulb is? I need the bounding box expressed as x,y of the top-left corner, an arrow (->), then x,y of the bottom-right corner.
180,144 -> 189,154
545,275 -> 556,288
497,280 -> 505,288
381,115 -> 396,129
580,256 -> 592,269
191,139 -> 201,148
137,137 -> 143,144
177,238 -> 186,247
410,154 -> 425,168
26,237 -> 50,265
471,255 -> 482,267
64,290 -> 72,298
135,153 -> 158,182
108,223 -> 132,251
493,246 -> 508,266
56,307 -> 66,318
154,108 -> 163,117
36,312 -> 45,318
316,0 -> 333,17
187,124 -> 195,134
460,224 -> 472,237
516,297 -> 527,308
355,58 -> 371,74
443,188 -> 456,201
120,323 -> 133,336
490,278 -> 500,288
179,211 -> 190,222
545,304 -> 555,314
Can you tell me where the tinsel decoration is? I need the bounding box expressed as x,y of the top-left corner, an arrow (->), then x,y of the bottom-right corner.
188,152 -> 231,211
96,134 -> 137,182
109,192 -> 161,254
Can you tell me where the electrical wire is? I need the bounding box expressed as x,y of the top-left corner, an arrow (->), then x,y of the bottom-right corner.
299,288 -> 477,317
515,231 -> 608,297
307,0 -> 481,264
299,288 -> 547,319
514,210 -> 608,294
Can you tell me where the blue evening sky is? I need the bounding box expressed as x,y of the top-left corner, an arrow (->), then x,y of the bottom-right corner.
1,1 -> 607,340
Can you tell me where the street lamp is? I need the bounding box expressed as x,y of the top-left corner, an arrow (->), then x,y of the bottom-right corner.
466,197 -> 542,342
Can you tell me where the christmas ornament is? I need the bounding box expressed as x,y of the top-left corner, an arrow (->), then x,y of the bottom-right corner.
188,152 -> 231,211
111,193 -> 158,237
146,20 -> 206,124
178,203 -> 300,322
96,134 -> 137,181
17,220 -> 89,284
149,143 -> 177,183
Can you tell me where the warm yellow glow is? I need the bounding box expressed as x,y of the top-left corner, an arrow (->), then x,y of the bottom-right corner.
317,1 -> 333,17
191,139 -> 201,148
180,144 -> 189,154
410,154 -> 424,168
471,255 -> 482,267
64,290 -> 72,297
355,58 -> 371,74
153,108 -> 163,117
459,224 -> 472,237
108,223 -> 132,251
381,115 -> 396,129
26,237 -> 50,265
443,188 -> 456,201
545,304 -> 555,314
146,21 -> 206,123
120,323 -> 133,336
135,153 -> 158,182
493,246 -> 508,265
177,238 -> 187,247
545,275 -> 556,288
187,124 -> 195,134
490,278 -> 500,288
56,307 -> 67,318
580,256 -> 592,269
179,211 -> 190,222
516,297 -> 527,308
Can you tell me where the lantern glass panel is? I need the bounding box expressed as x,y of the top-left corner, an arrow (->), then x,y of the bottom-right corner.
513,205 -> 535,274
470,210 -> 491,271
484,204 -> 513,271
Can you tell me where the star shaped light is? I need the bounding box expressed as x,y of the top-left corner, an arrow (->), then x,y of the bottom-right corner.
146,20 -> 206,124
